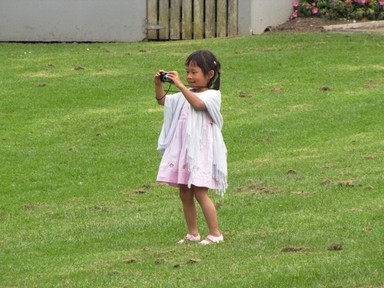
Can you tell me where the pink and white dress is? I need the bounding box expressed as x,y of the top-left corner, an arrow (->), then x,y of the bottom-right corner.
156,90 -> 227,195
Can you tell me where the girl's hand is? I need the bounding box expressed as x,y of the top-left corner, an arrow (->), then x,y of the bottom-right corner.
154,70 -> 164,86
165,71 -> 184,89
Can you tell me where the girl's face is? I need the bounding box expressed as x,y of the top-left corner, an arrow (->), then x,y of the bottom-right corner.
185,63 -> 214,92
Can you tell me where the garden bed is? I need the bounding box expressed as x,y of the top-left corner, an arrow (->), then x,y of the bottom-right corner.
272,17 -> 384,33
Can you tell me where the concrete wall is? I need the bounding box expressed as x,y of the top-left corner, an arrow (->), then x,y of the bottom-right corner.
0,0 -> 146,42
0,0 -> 292,42
239,0 -> 293,35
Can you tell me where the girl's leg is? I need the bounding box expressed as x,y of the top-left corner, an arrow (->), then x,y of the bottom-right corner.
193,186 -> 221,237
179,185 -> 199,237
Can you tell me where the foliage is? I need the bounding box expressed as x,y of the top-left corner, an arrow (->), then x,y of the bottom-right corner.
291,0 -> 384,20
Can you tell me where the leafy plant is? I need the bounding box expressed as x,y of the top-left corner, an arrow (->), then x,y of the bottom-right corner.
291,0 -> 384,20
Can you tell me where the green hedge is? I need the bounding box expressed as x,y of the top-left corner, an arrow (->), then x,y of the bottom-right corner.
291,0 -> 384,20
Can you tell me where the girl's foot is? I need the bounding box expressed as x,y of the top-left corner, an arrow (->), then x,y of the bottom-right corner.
177,233 -> 201,244
199,234 -> 224,245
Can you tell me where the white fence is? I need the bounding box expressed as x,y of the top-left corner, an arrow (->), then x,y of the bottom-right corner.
0,0 -> 292,42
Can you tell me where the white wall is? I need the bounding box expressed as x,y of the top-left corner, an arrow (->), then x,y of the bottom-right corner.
0,0 -> 146,42
0,0 -> 293,42
239,0 -> 293,35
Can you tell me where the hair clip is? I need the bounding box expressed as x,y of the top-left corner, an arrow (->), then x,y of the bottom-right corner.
213,61 -> 217,66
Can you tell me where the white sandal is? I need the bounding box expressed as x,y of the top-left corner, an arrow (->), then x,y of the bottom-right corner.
199,234 -> 224,245
177,233 -> 201,244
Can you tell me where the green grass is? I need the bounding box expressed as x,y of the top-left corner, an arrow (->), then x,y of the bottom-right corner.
1,32 -> 384,287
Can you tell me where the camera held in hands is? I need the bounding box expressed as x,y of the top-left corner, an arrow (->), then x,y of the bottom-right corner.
159,71 -> 173,83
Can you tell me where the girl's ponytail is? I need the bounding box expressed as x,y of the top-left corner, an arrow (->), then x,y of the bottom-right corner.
211,60 -> 221,90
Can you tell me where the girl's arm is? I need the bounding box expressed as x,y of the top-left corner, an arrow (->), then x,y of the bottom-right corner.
178,85 -> 206,111
166,71 -> 206,111
154,71 -> 166,105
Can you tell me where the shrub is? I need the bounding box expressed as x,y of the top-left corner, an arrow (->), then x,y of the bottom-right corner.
291,0 -> 384,20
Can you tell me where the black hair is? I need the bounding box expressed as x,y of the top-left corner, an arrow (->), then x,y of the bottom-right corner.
185,50 -> 221,90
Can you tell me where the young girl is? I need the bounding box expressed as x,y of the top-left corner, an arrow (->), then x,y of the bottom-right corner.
154,50 -> 227,245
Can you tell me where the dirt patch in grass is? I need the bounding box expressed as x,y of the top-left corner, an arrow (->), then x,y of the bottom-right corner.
281,246 -> 309,253
327,243 -> 343,251
236,185 -> 282,195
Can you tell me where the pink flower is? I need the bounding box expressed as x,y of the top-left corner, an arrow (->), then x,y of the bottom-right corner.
312,2 -> 317,6
380,1 -> 384,6
293,1 -> 299,7
306,4 -> 311,9
312,8 -> 319,14
290,10 -> 298,19
360,0 -> 366,4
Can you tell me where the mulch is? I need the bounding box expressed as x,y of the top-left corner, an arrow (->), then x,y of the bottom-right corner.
269,17 -> 384,33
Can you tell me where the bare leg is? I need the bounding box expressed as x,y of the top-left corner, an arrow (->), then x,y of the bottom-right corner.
179,185 -> 199,237
193,186 -> 221,237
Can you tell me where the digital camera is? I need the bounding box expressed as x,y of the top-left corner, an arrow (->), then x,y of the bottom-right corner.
159,71 -> 173,83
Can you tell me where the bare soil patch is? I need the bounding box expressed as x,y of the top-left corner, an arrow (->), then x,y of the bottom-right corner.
271,17 -> 384,34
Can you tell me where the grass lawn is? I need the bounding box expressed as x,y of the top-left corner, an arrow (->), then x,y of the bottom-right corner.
1,31 -> 384,287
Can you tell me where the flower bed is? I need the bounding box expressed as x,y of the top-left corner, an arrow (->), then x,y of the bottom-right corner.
291,0 -> 384,20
